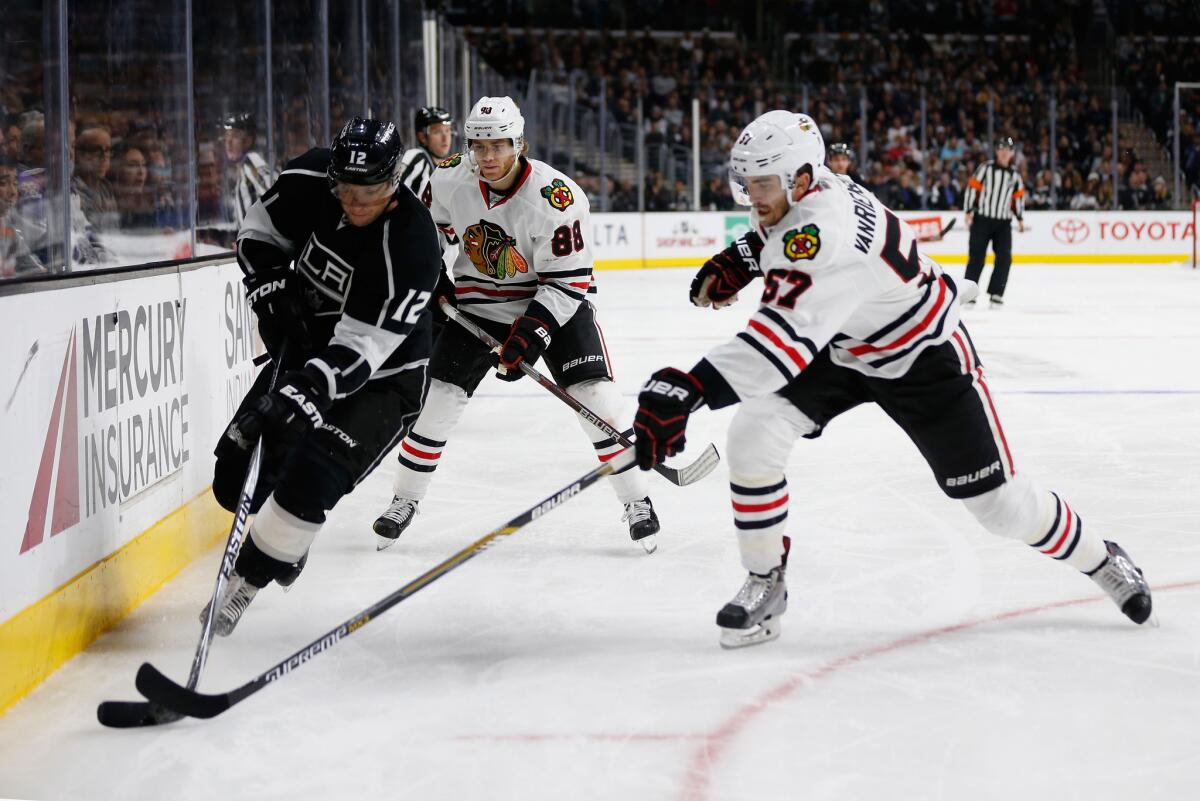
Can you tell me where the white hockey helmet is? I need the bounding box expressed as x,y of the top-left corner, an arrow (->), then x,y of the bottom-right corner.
464,96 -> 525,147
728,110 -> 826,207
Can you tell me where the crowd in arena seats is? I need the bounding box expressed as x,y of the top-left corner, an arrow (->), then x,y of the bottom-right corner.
467,21 -> 1183,213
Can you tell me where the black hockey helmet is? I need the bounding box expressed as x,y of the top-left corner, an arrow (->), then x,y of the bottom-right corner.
328,117 -> 403,186
828,142 -> 855,161
996,135 -> 1016,151
221,112 -> 256,137
414,106 -> 453,133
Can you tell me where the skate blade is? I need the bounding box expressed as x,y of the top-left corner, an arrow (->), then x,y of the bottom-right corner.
719,619 -> 781,649
639,534 -> 658,555
376,534 -> 399,552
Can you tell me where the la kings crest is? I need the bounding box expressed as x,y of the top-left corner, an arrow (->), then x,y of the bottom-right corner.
296,235 -> 355,316
463,219 -> 529,280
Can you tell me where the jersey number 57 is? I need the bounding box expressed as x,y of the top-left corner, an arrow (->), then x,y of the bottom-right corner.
761,268 -> 812,309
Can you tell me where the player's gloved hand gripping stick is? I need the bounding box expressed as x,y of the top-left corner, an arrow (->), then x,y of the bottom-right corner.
96,345 -> 289,728
121,448 -> 639,723
440,299 -> 720,487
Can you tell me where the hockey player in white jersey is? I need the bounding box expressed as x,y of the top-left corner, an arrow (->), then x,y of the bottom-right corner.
374,96 -> 660,552
635,110 -> 1152,647
397,106 -> 454,207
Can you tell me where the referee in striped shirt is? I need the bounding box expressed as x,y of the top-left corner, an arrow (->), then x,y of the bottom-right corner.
963,136 -> 1025,306
397,106 -> 454,207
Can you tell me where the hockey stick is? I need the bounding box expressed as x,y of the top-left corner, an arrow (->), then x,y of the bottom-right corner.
440,300 -> 719,487
916,217 -> 956,243
133,449 -> 635,721
97,347 -> 286,728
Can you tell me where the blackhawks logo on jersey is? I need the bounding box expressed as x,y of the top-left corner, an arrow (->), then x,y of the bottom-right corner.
540,178 -> 574,211
463,219 -> 529,280
437,152 -> 463,169
782,224 -> 821,262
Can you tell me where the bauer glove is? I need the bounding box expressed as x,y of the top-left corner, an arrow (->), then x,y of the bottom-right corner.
497,305 -> 558,380
634,367 -> 705,470
689,231 -> 764,308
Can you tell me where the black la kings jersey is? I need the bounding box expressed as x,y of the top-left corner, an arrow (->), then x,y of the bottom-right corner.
237,148 -> 442,400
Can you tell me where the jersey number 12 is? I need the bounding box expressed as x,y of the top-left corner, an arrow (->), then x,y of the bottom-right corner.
390,289 -> 432,326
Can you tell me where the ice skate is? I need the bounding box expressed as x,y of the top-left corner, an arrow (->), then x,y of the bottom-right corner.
989,293 -> 1004,307
373,495 -> 419,550
717,566 -> 787,648
277,550 -> 308,592
199,573 -> 259,637
622,497 -> 660,554
1089,540 -> 1153,625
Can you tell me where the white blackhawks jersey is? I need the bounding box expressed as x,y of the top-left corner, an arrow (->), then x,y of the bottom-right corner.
429,154 -> 595,327
696,166 -> 960,407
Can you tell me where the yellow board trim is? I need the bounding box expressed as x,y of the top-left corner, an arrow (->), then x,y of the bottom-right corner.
593,253 -> 1189,270
0,489 -> 230,716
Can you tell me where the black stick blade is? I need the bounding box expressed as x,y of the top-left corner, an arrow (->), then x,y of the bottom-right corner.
96,699 -> 182,728
135,663 -> 231,719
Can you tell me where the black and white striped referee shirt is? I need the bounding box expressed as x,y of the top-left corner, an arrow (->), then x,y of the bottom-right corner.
964,161 -> 1025,221
398,146 -> 435,207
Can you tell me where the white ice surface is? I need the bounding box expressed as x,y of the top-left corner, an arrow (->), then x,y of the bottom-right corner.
1,264 -> 1198,801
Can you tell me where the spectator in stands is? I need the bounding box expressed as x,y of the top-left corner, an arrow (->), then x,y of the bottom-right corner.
1150,175 -> 1172,209
928,171 -> 960,210
1071,172 -> 1101,210
196,143 -> 223,226
1,155 -> 45,277
73,125 -> 120,233
1119,162 -> 1153,209
113,145 -> 158,231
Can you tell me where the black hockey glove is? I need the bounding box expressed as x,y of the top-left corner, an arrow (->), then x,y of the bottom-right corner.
223,368 -> 332,454
246,275 -> 313,359
431,268 -> 457,329
634,367 -> 705,471
689,231 -> 764,308
496,308 -> 558,381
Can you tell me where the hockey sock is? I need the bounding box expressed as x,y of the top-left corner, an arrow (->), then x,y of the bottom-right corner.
731,477 -> 791,575
393,378 -> 468,500
567,379 -> 647,505
962,476 -> 1107,573
1026,492 -> 1107,573
235,495 -> 323,589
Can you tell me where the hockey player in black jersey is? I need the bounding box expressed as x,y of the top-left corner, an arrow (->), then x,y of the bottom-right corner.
204,117 -> 442,635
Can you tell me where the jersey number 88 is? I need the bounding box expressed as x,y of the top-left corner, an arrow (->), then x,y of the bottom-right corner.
551,221 -> 585,256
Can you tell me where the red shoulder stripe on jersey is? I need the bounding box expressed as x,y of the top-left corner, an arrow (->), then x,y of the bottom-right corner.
848,277 -> 948,356
455,285 -> 538,298
747,319 -> 809,370
797,185 -> 823,203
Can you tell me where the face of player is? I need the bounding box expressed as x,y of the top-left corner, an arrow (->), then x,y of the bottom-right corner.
469,138 -> 518,184
828,153 -> 850,175
418,123 -> 454,160
743,175 -> 790,227
0,167 -> 17,216
333,180 -> 395,226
